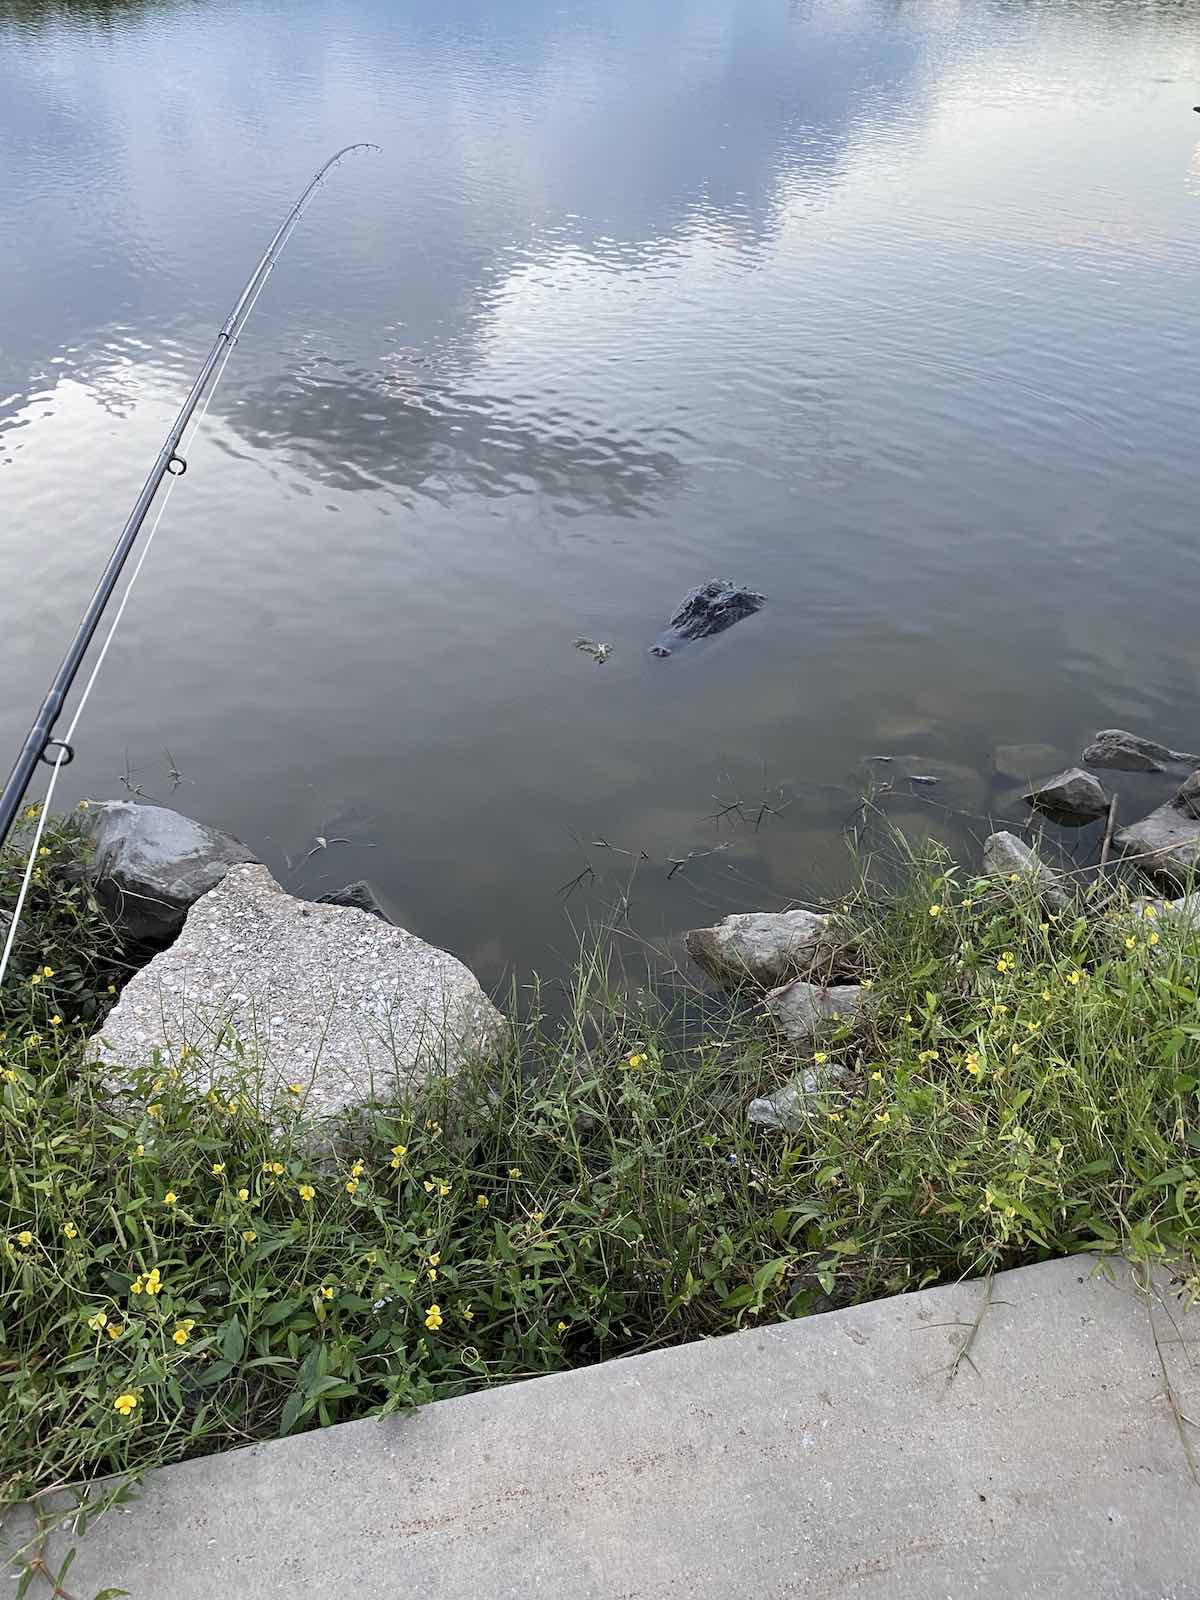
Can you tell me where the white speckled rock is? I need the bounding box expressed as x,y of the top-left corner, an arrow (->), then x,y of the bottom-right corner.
87,864 -> 504,1119
685,909 -> 847,990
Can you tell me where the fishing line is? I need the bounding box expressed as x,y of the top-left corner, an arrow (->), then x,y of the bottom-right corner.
0,144 -> 377,987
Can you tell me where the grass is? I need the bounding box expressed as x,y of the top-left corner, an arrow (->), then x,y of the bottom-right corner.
2,807 -> 1199,1558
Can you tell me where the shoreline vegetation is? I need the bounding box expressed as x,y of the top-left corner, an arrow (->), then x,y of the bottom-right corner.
2,806 -> 1199,1543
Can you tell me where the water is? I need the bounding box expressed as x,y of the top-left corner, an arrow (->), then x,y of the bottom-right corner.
2,0 -> 1199,990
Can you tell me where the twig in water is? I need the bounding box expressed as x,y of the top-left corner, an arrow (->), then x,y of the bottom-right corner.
1099,794 -> 1120,871
557,865 -> 597,899
117,748 -> 153,800
163,746 -> 191,792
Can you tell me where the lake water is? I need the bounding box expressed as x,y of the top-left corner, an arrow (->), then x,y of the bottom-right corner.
2,0 -> 1200,990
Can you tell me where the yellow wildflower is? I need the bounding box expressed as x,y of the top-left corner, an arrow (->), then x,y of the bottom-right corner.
144,1267 -> 162,1296
428,1267 -> 438,1281
1125,936 -> 1137,951
29,974 -> 41,986
995,953 -> 1015,973
105,1321 -> 123,1340
16,1230 -> 33,1248
242,1230 -> 257,1243
556,1321 -> 569,1333
286,1082 -> 303,1096
627,1052 -> 646,1068
1067,970 -> 1083,986
460,1304 -> 475,1322
42,966 -> 54,978
928,905 -> 942,917
874,1110 -> 891,1126
113,1392 -> 138,1418
350,1160 -> 365,1179
1041,989 -> 1052,1003
211,1163 -> 226,1176
263,1160 -> 285,1177
1008,873 -> 1020,883
423,1180 -> 434,1193
1149,931 -> 1160,946
918,1049 -> 939,1063
508,1167 -> 522,1179
87,1311 -> 106,1332
391,1144 -> 407,1159
130,1276 -> 144,1296
172,1319 -> 195,1346
298,1184 -> 315,1203
1143,903 -> 1157,919
63,1222 -> 78,1240
813,1052 -> 828,1065
164,1191 -> 178,1208
237,1187 -> 249,1202
439,1183 -> 450,1197
135,1144 -> 145,1156
424,1303 -> 443,1331
964,1052 -> 982,1076
146,1103 -> 162,1119
428,1252 -> 441,1266
49,1014 -> 62,1027
321,1286 -> 336,1301
345,1179 -> 359,1195
827,1111 -> 843,1122
475,1194 -> 489,1209
870,1070 -> 883,1083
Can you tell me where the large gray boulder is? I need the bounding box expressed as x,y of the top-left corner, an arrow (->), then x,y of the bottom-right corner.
87,864 -> 504,1120
763,979 -> 865,1044
1114,802 -> 1200,887
1082,729 -> 1199,773
1023,768 -> 1109,823
685,909 -> 847,990
82,800 -> 257,943
982,832 -> 1070,908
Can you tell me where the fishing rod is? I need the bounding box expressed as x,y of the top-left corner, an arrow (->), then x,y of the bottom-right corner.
0,142 -> 377,857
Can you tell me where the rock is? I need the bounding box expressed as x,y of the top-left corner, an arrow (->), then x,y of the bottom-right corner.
982,832 -> 1070,908
763,979 -> 865,1045
1175,772 -> 1200,819
649,580 -> 765,656
1131,894 -> 1200,931
1082,729 -> 1200,773
1023,768 -> 1109,823
748,1076 -> 821,1132
1113,802 -> 1200,887
81,800 -> 257,944
993,743 -> 1064,782
685,910 -> 847,990
87,864 -> 504,1121
314,880 -> 393,924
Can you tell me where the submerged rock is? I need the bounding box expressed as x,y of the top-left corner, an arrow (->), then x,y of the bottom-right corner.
982,832 -> 1070,907
82,800 -> 257,944
993,743 -> 1064,782
1023,768 -> 1109,824
1114,802 -> 1200,887
314,880 -> 393,924
650,580 -> 765,656
87,864 -> 503,1121
763,979 -> 865,1045
685,910 -> 848,990
1082,729 -> 1200,773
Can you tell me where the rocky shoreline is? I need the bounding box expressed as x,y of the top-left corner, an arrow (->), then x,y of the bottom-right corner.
76,724 -> 1200,1130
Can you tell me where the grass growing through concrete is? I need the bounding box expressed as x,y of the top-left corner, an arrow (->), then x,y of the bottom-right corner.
2,811 -> 1199,1539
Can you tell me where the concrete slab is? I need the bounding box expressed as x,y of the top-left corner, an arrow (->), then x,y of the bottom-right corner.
35,1257 -> 1200,1599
